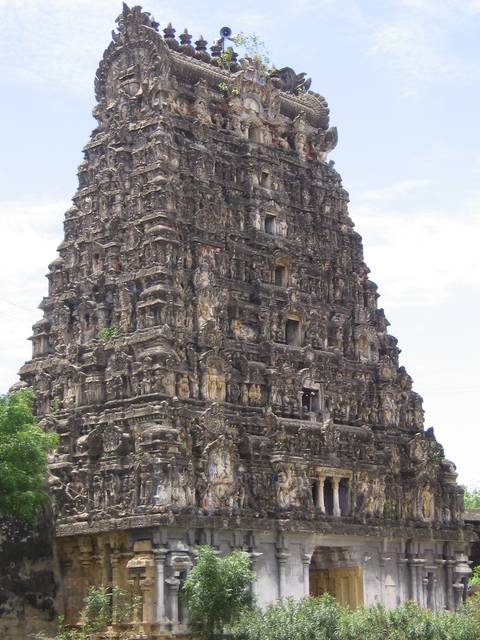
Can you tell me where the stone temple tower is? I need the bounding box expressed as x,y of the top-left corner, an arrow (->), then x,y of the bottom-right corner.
19,3 -> 471,635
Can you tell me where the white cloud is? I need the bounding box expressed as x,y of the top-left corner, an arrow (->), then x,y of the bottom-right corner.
369,22 -> 457,95
467,0 -> 480,11
360,179 -> 432,202
0,200 -> 65,392
350,181 -> 480,307
0,0 -> 294,93
0,0 -> 183,93
367,0 -> 479,95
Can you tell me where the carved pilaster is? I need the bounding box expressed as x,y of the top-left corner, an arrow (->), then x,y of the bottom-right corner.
332,477 -> 341,517
166,577 -> 180,625
301,552 -> 311,597
153,547 -> 168,626
126,540 -> 155,634
276,549 -> 290,599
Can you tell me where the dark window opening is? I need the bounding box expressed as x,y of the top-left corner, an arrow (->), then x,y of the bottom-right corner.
311,480 -> 318,505
260,171 -> 270,187
274,265 -> 287,286
286,319 -> 301,346
302,388 -> 320,413
84,313 -> 90,328
328,326 -> 338,347
339,478 -> 350,516
324,478 -> 334,515
265,215 -> 276,235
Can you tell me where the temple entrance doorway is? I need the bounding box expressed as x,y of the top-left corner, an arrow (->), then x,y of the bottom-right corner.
309,547 -> 364,609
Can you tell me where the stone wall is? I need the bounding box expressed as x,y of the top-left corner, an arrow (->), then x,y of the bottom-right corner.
0,514 -> 58,640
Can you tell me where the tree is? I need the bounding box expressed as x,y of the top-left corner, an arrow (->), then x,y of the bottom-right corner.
182,546 -> 255,640
0,388 -> 58,521
464,488 -> 480,509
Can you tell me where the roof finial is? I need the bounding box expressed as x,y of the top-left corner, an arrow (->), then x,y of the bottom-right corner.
180,28 -> 195,56
195,35 -> 210,62
163,22 -> 179,50
210,39 -> 222,58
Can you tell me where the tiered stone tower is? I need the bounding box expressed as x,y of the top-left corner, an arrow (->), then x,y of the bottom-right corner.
20,4 -> 471,635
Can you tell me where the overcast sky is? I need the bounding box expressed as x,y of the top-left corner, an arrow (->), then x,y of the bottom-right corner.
0,0 -> 479,486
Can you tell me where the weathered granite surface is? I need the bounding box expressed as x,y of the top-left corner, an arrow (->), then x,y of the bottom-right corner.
0,515 -> 58,639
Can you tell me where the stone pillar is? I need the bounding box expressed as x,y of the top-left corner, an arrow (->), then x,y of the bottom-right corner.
60,552 -> 75,625
397,558 -> 408,604
445,559 -> 455,611
78,536 -> 93,582
99,542 -> 111,586
332,477 -> 341,517
421,574 -> 429,609
166,577 -> 180,625
414,561 -> 425,607
414,565 -> 421,605
276,550 -> 290,599
249,551 -> 263,599
316,476 -> 325,513
453,581 -> 464,609
408,560 -> 417,602
140,576 -> 155,627
301,553 -> 311,597
153,548 -> 168,625
126,540 -> 155,634
379,554 -> 385,603
110,552 -> 121,624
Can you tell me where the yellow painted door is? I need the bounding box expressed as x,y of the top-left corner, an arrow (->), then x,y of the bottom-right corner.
310,566 -> 364,609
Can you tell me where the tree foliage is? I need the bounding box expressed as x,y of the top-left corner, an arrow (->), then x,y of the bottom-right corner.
181,545 -> 255,639
464,488 -> 480,509
231,33 -> 272,70
0,388 -> 58,521
470,566 -> 480,586
232,594 -> 480,640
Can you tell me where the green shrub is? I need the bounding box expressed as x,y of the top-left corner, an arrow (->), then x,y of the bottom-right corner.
233,594 -> 341,640
98,326 -> 118,342
464,488 -> 480,508
182,546 -> 255,639
232,595 -> 480,640
470,566 -> 480,586
36,586 -> 141,640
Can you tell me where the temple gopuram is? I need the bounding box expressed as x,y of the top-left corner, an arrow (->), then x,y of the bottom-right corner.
18,4 -> 472,636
